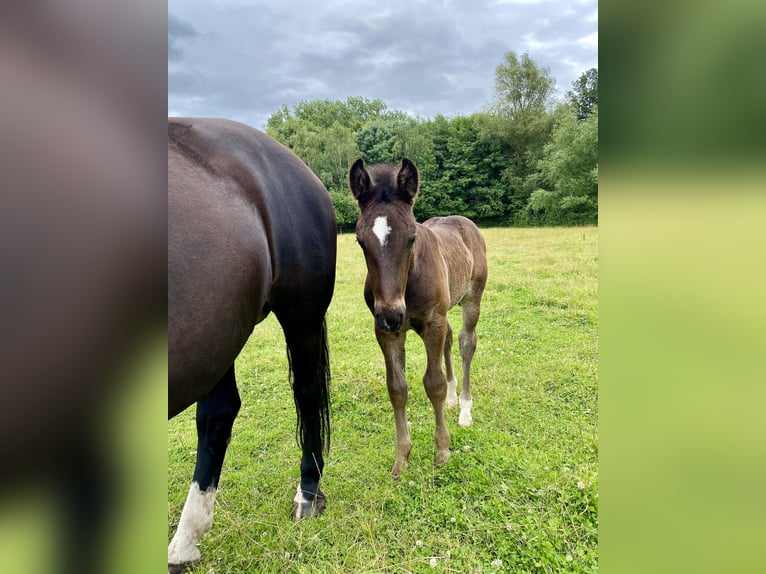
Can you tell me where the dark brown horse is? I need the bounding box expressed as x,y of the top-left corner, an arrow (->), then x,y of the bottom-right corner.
168,118 -> 336,572
348,158 -> 487,477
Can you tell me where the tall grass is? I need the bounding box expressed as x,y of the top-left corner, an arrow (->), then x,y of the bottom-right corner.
168,226 -> 598,573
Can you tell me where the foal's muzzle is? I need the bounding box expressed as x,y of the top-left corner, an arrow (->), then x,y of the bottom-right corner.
374,305 -> 405,332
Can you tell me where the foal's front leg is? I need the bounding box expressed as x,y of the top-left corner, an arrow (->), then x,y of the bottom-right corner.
421,319 -> 451,467
376,329 -> 411,478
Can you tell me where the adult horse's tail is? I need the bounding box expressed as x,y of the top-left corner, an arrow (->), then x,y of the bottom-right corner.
286,317 -> 331,455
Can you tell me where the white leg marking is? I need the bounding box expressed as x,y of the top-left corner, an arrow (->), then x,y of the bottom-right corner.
446,377 -> 458,408
293,484 -> 311,505
293,484 -> 312,519
372,216 -> 392,247
168,482 -> 217,565
458,398 -> 473,427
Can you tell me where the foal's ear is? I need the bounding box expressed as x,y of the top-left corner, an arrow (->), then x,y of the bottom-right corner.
397,157 -> 419,203
348,158 -> 371,203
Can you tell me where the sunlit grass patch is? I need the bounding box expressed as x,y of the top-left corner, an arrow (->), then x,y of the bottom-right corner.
169,226 -> 598,573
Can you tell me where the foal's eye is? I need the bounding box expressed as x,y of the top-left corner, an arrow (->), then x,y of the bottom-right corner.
407,235 -> 416,249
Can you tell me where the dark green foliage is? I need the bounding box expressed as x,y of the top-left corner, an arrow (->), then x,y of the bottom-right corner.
567,68 -> 599,121
528,105 -> 599,225
415,114 -> 511,221
264,55 -> 598,227
355,121 -> 399,164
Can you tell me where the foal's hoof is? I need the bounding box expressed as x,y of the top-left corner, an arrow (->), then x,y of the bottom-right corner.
392,458 -> 410,479
168,561 -> 194,574
292,486 -> 326,520
435,449 -> 451,467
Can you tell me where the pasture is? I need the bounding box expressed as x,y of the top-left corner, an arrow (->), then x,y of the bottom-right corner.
168,226 -> 598,573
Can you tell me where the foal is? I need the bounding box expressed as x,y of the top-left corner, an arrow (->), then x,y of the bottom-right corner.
348,158 -> 487,477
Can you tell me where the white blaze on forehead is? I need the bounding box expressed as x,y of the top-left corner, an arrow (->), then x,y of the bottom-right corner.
372,216 -> 392,247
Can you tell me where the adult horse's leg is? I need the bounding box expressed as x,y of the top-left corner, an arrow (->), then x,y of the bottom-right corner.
168,366 -> 241,573
57,442 -> 113,574
421,319 -> 451,467
457,293 -> 483,427
443,320 -> 459,408
376,329 -> 412,478
279,316 -> 331,520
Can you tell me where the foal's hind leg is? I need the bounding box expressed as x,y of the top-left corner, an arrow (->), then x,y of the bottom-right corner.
458,294 -> 482,427
168,366 -> 241,573
279,317 -> 331,520
444,320 -> 459,408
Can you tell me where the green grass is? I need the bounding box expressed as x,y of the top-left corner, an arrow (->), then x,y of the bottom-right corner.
168,226 -> 598,573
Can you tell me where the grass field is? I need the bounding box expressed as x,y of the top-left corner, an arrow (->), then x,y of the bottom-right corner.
168,226 -> 598,573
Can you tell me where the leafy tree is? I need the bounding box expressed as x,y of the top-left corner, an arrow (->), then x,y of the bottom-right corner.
567,68 -> 598,120
529,105 -> 598,224
355,121 -> 398,164
328,188 -> 359,227
263,58 -> 597,228
492,51 -> 556,117
276,97 -> 393,130
266,98 -> 394,195
414,115 -> 510,221
319,124 -> 357,191
485,51 -> 557,214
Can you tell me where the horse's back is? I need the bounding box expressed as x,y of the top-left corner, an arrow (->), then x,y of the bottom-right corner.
424,215 -> 485,253
423,215 -> 487,306
168,118 -> 336,417
170,118 -> 337,309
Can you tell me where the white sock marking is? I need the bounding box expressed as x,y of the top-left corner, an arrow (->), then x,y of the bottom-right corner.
168,482 -> 217,565
293,484 -> 312,519
294,484 -> 310,505
459,398 -> 473,427
372,216 -> 392,247
446,377 -> 458,408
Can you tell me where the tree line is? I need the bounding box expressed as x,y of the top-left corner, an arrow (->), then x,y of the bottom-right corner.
266,52 -> 597,227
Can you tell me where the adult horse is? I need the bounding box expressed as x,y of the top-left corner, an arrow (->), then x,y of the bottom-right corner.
168,118 -> 336,573
348,158 -> 487,477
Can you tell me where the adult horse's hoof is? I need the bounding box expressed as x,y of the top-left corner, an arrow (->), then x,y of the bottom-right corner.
292,486 -> 326,520
168,561 -> 195,574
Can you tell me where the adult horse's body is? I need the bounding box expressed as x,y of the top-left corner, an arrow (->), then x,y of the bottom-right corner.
168,118 -> 336,572
348,158 -> 487,477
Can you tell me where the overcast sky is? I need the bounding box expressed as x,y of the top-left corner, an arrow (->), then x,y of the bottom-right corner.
168,0 -> 597,130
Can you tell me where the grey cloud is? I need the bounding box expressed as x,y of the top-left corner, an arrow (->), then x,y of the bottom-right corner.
168,13 -> 199,61
168,0 -> 597,128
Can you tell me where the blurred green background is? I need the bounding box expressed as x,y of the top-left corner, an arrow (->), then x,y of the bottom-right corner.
601,1 -> 766,572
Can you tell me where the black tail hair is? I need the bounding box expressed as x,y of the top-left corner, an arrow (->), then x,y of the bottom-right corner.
286,318 -> 331,454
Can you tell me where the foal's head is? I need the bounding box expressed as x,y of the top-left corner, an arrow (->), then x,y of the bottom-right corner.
348,157 -> 420,332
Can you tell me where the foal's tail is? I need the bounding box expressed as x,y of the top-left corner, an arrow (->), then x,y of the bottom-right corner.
286,318 -> 331,454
